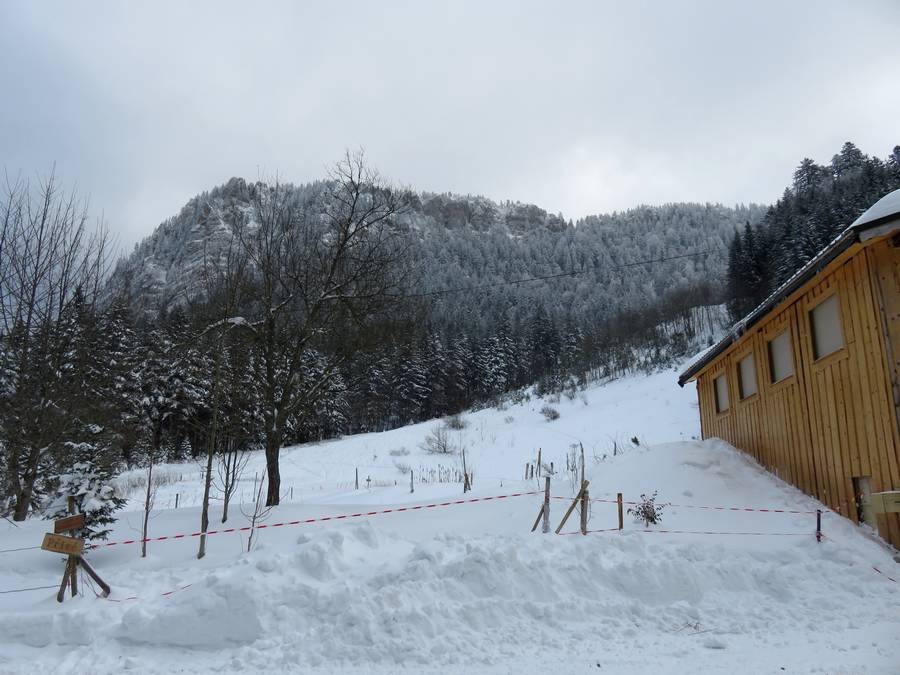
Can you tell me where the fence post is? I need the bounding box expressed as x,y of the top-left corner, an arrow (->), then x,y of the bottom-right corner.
525,463 -> 529,480
542,476 -> 551,534
355,468 -> 359,490
556,480 -> 589,534
410,469 -> 414,494
175,493 -> 179,509
816,509 -> 822,542
537,449 -> 542,478
580,483 -> 589,535
579,443 -> 585,486
617,492 -> 623,530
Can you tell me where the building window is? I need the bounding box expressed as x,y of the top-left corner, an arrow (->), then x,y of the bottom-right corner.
714,374 -> 729,413
737,353 -> 757,399
768,330 -> 794,383
810,294 -> 844,360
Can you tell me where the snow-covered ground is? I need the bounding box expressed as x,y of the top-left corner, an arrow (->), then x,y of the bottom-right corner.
1,366 -> 898,674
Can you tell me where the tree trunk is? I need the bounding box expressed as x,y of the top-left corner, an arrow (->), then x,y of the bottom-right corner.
264,433 -> 281,506
12,483 -> 31,521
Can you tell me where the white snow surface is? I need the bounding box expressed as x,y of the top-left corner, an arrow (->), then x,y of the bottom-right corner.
1,366 -> 898,674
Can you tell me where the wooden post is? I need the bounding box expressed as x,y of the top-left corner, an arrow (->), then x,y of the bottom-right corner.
525,463 -> 528,480
410,469 -> 414,494
537,449 -> 542,478
531,504 -> 545,532
290,487 -> 293,501
555,480 -> 589,534
579,442 -> 585,486
355,468 -> 359,490
542,476 -> 551,534
816,509 -> 822,542
580,484 -> 589,535
77,556 -> 110,597
617,492 -> 624,530
56,557 -> 72,603
462,446 -> 469,493
175,493 -> 179,509
66,497 -> 78,597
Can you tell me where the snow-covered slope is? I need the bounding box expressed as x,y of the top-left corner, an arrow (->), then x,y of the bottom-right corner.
1,368 -> 897,674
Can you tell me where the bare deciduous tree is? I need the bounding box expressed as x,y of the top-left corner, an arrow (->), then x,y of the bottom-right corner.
243,152 -> 411,506
0,172 -> 110,520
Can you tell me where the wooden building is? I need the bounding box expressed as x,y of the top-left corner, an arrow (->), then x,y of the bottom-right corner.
679,189 -> 900,548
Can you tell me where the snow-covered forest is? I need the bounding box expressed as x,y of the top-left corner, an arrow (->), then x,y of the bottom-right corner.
726,142 -> 900,320
0,143 -> 893,536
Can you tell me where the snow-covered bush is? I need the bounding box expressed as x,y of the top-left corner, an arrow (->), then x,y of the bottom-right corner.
443,414 -> 468,430
627,491 -> 666,527
43,443 -> 126,542
540,405 -> 560,422
389,447 -> 410,457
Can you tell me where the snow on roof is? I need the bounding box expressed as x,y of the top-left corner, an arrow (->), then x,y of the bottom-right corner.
851,188 -> 900,228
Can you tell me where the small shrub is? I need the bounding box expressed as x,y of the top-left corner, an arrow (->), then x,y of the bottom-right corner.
420,426 -> 456,454
627,491 -> 666,527
504,415 -> 515,424
630,436 -> 640,447
389,447 -> 410,457
394,461 -> 411,475
443,414 -> 468,430
540,405 -> 560,422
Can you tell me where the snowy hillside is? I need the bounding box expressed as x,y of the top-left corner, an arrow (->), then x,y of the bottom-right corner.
1,367 -> 898,674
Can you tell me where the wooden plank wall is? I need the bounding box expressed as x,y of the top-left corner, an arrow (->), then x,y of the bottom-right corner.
696,241 -> 900,549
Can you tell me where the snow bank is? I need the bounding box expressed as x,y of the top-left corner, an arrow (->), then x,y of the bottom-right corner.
1,369 -> 898,673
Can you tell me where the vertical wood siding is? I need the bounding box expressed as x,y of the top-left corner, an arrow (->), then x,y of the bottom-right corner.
695,240 -> 900,549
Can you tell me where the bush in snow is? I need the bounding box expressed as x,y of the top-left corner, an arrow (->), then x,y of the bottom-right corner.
627,491 -> 666,527
540,405 -> 560,422
443,414 -> 468,430
389,447 -> 410,457
420,426 -> 456,454
43,442 -> 126,541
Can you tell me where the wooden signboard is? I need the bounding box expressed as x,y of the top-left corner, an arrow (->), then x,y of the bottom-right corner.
54,514 -> 85,534
41,533 -> 85,556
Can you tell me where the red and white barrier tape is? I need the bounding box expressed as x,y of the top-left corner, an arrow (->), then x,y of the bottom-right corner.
560,527 -> 813,537
872,566 -> 898,583
551,495 -> 819,515
102,584 -> 194,602
89,490 -> 542,550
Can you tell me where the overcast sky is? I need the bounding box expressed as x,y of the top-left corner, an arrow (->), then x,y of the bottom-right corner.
2,1 -> 899,251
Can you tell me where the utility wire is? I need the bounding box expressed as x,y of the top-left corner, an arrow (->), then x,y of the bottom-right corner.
402,248 -> 722,299
0,584 -> 58,594
0,545 -> 41,555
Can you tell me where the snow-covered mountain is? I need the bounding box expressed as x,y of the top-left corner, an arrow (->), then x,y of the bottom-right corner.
108,177 -> 764,327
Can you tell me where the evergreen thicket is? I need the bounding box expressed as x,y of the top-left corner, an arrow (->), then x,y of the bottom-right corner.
726,142 -> 900,320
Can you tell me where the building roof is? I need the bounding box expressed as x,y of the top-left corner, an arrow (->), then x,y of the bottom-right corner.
678,188 -> 900,387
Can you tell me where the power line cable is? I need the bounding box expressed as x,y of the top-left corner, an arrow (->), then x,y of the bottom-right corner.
402,248 -> 722,299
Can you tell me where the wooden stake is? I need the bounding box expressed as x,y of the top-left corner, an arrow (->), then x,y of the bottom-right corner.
555,480 -> 589,534
462,446 -> 469,493
77,556 -> 110,597
531,503 -> 545,532
409,469 -> 414,494
617,492 -> 624,530
580,485 -> 589,535
56,557 -> 72,603
175,493 -> 179,509
816,509 -> 822,542
579,442 -> 585,485
537,449 -> 542,478
542,476 -> 551,534
525,463 -> 529,480
355,468 -> 359,490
